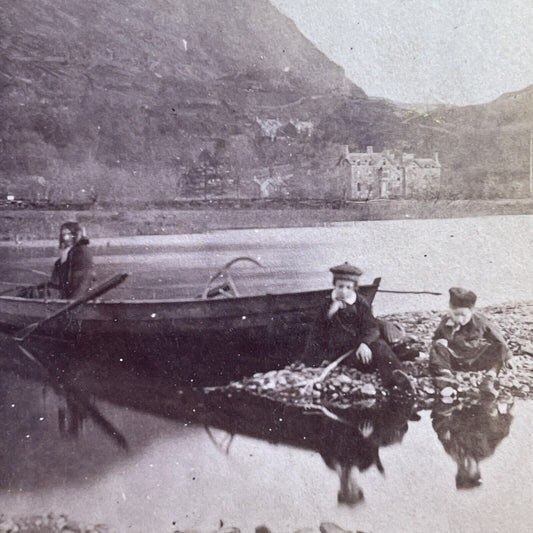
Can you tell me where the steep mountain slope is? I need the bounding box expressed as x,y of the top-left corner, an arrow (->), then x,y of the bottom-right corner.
0,1 -> 530,202
0,0 -> 376,201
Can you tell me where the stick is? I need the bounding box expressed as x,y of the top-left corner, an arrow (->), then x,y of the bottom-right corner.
302,404 -> 353,425
0,267 -> 49,277
315,349 -> 355,383
302,349 -> 355,394
14,272 -> 128,342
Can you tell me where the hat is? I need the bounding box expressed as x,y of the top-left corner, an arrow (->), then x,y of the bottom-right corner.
449,287 -> 477,308
330,262 -> 363,282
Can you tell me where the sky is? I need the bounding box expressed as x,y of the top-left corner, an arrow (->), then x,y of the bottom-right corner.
270,0 -> 533,106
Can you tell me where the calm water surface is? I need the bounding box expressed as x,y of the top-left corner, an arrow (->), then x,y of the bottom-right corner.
1,214 -> 533,313
0,354 -> 531,533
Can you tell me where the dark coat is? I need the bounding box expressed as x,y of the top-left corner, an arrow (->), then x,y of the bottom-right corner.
432,312 -> 511,368
50,239 -> 94,299
303,294 -> 380,366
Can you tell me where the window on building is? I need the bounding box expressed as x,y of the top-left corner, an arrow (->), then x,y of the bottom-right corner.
357,183 -> 361,192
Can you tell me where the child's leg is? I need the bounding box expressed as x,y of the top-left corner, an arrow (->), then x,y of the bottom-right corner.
469,346 -> 504,374
367,339 -> 404,387
429,342 -> 455,376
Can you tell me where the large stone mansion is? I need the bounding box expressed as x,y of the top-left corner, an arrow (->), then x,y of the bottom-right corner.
339,146 -> 441,200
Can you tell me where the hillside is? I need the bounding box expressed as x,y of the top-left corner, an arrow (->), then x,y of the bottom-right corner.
0,0 -> 368,201
0,0 -> 531,203
403,85 -> 533,198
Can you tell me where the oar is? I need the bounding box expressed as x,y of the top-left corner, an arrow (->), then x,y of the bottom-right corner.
15,342 -> 128,450
14,272 -> 129,342
377,289 -> 442,296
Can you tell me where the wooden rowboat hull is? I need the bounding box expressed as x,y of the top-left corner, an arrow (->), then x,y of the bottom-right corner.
0,279 -> 381,357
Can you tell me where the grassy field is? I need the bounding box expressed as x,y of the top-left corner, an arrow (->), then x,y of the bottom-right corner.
0,198 -> 532,242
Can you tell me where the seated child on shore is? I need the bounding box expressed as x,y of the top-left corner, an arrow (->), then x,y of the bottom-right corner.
303,262 -> 414,393
429,287 -> 511,385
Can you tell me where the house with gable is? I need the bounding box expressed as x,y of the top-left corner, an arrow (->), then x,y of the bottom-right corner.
403,153 -> 441,198
339,146 -> 441,199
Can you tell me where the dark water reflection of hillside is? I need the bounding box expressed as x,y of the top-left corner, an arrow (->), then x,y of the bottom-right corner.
0,339 -> 532,533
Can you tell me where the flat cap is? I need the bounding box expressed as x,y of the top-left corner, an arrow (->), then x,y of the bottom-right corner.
449,287 -> 477,308
330,262 -> 363,282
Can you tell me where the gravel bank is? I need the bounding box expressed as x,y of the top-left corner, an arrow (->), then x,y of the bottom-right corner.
222,302 -> 533,409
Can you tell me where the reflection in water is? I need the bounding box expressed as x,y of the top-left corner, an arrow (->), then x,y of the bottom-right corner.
58,398 -> 86,440
318,401 -> 415,506
432,399 -> 514,489
0,334 -> 526,532
195,396 -> 417,507
1,334 -> 421,507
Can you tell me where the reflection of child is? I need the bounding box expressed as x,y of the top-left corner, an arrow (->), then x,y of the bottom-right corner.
304,262 -> 414,392
432,399 -> 513,489
429,287 -> 511,380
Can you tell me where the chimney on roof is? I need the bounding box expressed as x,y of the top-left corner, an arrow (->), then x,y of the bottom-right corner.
367,146 -> 373,154
434,152 -> 439,164
345,145 -> 350,157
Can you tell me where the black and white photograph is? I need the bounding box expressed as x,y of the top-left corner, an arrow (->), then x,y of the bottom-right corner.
0,1 -> 532,532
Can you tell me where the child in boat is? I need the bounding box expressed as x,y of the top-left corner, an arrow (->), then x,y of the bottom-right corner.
303,262 -> 415,393
50,222 -> 94,299
17,222 -> 94,300
429,287 -> 511,390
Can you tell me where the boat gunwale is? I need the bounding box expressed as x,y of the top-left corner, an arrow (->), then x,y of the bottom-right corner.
0,281 -> 380,307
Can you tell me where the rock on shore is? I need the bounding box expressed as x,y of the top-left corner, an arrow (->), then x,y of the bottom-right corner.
222,302 -> 533,409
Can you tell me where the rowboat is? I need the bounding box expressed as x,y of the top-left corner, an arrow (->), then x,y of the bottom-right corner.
0,260 -> 381,359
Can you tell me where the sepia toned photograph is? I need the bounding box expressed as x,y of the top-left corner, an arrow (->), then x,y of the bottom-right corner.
0,1 -> 532,532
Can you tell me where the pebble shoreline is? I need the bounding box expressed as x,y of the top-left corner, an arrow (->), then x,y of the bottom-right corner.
223,302 -> 533,409
0,515 -> 364,533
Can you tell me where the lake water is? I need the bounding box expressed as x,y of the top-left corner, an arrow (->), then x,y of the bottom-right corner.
0,352 -> 531,533
0,215 -> 532,532
2,214 -> 533,314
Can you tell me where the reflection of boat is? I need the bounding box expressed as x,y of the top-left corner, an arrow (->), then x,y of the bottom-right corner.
1,338 -> 414,506
0,270 -> 381,356
0,335 -> 417,507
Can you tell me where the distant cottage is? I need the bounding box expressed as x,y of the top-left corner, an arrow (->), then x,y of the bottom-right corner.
339,146 -> 441,199
255,117 -> 314,141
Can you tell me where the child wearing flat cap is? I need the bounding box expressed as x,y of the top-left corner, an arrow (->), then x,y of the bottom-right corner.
429,287 -> 511,385
304,262 -> 414,393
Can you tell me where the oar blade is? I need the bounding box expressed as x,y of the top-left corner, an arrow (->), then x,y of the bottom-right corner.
13,272 -> 129,342
13,322 -> 39,343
